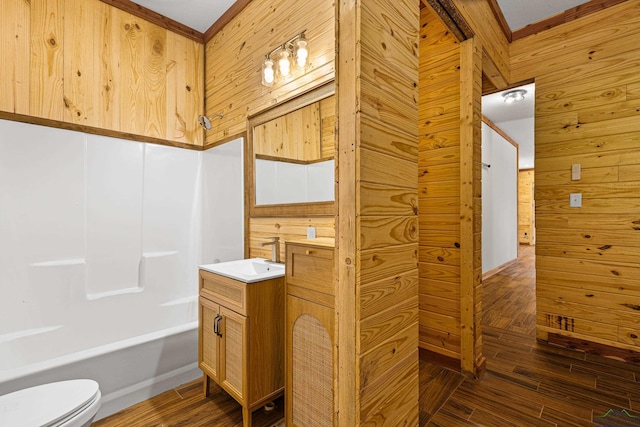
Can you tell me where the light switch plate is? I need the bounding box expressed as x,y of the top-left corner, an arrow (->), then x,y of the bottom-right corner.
570,193 -> 582,208
307,226 -> 316,239
571,164 -> 581,180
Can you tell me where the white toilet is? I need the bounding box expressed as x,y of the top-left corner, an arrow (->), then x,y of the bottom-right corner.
0,379 -> 101,427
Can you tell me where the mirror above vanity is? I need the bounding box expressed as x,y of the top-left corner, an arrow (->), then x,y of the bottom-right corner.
247,83 -> 335,216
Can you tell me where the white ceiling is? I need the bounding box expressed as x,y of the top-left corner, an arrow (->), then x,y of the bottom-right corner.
131,0 -> 235,33
132,0 -> 589,36
496,0 -> 586,31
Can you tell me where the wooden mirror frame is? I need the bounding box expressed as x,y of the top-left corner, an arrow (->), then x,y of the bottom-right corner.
246,82 -> 335,217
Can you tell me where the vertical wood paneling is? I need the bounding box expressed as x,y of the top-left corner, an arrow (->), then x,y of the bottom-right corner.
3,0 -> 203,146
0,0 -> 30,114
337,0 -> 359,423
165,32 -> 204,145
459,37 -> 483,374
518,170 -> 535,244
418,5 -> 462,361
63,0 -> 94,125
119,12 -> 147,136
30,0 -> 64,120
320,96 -> 336,159
511,0 -> 640,355
204,0 -> 335,146
143,23 -> 167,138
94,1 -> 121,131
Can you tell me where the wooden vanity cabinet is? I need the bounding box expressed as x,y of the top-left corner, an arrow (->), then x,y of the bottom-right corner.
285,239 -> 336,426
198,270 -> 284,427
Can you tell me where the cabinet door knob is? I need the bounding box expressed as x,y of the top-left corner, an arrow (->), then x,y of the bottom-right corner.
305,250 -> 313,255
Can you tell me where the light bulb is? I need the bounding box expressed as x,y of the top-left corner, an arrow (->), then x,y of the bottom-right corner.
262,58 -> 274,86
295,38 -> 308,68
278,50 -> 291,77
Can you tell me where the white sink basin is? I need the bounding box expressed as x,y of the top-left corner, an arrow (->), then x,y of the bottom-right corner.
199,258 -> 285,283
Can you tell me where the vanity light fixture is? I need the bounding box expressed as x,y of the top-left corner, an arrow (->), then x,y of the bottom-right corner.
502,89 -> 527,104
262,31 -> 309,87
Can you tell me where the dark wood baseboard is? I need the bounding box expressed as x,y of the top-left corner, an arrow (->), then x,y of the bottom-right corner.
545,333 -> 640,365
482,257 -> 518,281
419,347 -> 460,372
473,356 -> 487,379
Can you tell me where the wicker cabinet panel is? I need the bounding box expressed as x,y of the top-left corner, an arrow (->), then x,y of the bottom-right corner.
287,295 -> 336,426
199,297 -> 220,382
220,307 -> 247,402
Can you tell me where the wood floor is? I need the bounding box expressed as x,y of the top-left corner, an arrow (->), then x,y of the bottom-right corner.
421,244 -> 640,427
95,245 -> 640,426
93,379 -> 285,427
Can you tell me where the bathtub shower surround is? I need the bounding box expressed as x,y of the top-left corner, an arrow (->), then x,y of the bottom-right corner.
0,119 -> 244,419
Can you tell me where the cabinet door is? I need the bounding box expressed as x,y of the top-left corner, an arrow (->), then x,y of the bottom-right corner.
199,297 -> 220,382
286,295 -> 335,426
219,307 -> 248,403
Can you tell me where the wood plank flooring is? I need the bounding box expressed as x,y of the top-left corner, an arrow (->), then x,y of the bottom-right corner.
95,245 -> 640,426
92,380 -> 284,427
422,244 -> 640,427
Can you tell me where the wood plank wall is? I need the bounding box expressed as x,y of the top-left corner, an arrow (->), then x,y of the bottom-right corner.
518,170 -> 535,244
0,0 -> 203,147
459,37 -> 483,375
511,0 -> 640,357
358,0 -> 420,421
418,3 -> 483,375
204,0 -> 336,274
338,0 -> 420,424
418,5 -> 463,362
450,0 -> 510,85
203,0 -> 335,146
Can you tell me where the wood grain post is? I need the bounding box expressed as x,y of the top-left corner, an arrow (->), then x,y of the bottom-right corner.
460,36 -> 483,376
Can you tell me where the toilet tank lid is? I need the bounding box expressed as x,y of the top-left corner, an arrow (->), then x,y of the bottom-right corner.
0,379 -> 100,427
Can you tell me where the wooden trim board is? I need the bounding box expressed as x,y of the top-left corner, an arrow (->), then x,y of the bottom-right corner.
511,0 -> 630,41
482,258 -> 518,281
98,0 -> 204,42
485,0 -> 511,43
0,111 -> 203,151
482,115 -> 519,149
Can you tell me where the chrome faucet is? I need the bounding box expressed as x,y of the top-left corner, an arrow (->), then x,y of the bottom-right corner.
259,237 -> 281,263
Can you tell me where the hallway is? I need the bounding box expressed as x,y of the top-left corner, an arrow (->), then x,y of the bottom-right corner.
420,244 -> 640,426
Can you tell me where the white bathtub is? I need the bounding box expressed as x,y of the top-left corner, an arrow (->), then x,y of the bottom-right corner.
0,122 -> 245,420
0,320 -> 201,421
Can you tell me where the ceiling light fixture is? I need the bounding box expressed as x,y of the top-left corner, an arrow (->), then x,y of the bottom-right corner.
262,31 -> 309,87
502,89 -> 527,104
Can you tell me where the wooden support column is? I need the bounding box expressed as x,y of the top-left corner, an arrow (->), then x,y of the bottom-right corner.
336,0 -> 359,424
459,37 -> 484,377
337,0 -> 420,424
